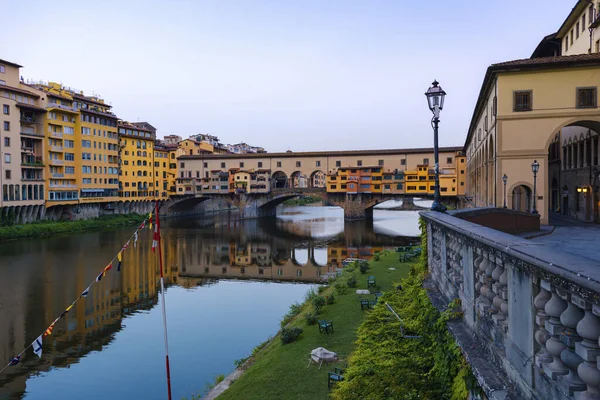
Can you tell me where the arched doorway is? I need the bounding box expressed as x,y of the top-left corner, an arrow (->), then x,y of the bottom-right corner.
512,185 -> 532,213
290,171 -> 306,188
271,171 -> 288,189
562,185 -> 569,216
310,170 -> 326,188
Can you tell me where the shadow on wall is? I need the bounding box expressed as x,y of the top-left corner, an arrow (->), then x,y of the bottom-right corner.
450,208 -> 540,234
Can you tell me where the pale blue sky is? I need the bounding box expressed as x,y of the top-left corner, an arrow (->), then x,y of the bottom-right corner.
3,0 -> 573,152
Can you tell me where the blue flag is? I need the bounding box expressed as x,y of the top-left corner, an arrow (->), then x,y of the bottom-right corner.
8,356 -> 20,366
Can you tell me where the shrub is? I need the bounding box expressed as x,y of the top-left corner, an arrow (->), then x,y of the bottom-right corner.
373,252 -> 381,261
281,327 -> 303,344
345,262 -> 357,273
326,294 -> 335,305
359,261 -> 370,274
346,275 -> 357,288
305,312 -> 318,325
304,287 -> 319,302
317,285 -> 327,294
334,281 -> 348,295
280,302 -> 302,328
311,295 -> 326,313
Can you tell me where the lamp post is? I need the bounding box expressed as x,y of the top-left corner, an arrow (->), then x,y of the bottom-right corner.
502,174 -> 508,208
531,160 -> 539,214
425,80 -> 447,212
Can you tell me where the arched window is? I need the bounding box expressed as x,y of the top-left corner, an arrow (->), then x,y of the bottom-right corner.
143,161 -> 147,166
28,185 -> 33,200
39,185 -> 44,200
22,185 -> 27,200
15,185 -> 20,201
33,185 -> 39,200
8,185 -> 14,201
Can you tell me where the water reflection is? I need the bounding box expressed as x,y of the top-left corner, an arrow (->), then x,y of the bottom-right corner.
0,207 -> 419,399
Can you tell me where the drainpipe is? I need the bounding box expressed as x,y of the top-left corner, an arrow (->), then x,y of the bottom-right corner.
584,0 -> 596,53
494,77 -> 498,207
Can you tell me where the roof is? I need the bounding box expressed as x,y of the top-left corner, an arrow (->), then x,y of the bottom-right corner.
556,0 -> 589,38
531,32 -> 560,58
0,58 -> 23,68
178,146 -> 463,160
81,107 -> 118,119
132,121 -> 157,131
118,121 -> 152,132
72,92 -> 109,107
464,52 -> 600,149
16,103 -> 47,113
0,84 -> 40,99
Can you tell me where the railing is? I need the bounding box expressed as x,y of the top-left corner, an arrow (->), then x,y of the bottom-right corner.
49,159 -> 64,165
20,131 -> 44,138
21,146 -> 34,152
50,146 -> 63,152
21,177 -> 44,182
51,173 -> 64,178
50,132 -> 63,138
48,103 -> 76,112
20,116 -> 37,124
420,210 -> 600,400
49,183 -> 77,188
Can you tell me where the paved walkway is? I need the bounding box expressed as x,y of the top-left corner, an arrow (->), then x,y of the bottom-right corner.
528,213 -> 600,263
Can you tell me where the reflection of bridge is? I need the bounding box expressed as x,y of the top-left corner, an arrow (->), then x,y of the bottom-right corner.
164,188 -> 427,220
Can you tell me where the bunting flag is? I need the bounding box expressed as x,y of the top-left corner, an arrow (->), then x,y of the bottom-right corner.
117,250 -> 123,272
81,285 -> 91,298
103,263 -> 112,276
1,215 -> 150,374
33,336 -> 43,359
152,224 -> 159,253
148,212 -> 153,230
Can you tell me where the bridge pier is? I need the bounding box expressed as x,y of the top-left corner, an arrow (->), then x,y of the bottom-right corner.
343,204 -> 373,220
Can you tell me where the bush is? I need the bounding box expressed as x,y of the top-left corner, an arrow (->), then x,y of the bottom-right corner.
334,281 -> 348,295
311,295 -> 326,313
304,287 -> 319,303
326,294 -> 335,305
345,263 -> 357,273
305,312 -> 318,325
373,252 -> 381,261
346,275 -> 357,288
317,285 -> 328,294
359,262 -> 370,274
280,302 -> 302,328
281,327 -> 303,344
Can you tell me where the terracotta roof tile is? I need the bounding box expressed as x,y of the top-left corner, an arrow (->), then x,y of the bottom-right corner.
492,52 -> 600,68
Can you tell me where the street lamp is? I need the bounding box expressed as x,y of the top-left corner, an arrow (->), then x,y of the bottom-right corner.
531,160 -> 539,214
425,80 -> 447,212
502,174 -> 508,208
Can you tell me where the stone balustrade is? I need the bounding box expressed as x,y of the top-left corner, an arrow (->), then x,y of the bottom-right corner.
420,210 -> 600,400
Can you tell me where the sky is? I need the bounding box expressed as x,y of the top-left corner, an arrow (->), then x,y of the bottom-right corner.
2,0 -> 575,152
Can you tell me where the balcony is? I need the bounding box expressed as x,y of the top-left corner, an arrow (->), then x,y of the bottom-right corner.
48,103 -> 77,113
51,173 -> 64,178
20,115 -> 37,124
21,176 -> 44,182
21,146 -> 34,153
49,159 -> 64,165
49,183 -> 77,188
50,146 -> 63,152
50,131 -> 63,138
20,131 -> 44,138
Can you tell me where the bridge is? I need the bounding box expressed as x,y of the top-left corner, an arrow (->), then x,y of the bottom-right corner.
163,188 -> 431,220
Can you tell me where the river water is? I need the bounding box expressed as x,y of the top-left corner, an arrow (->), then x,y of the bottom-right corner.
0,202 -> 426,400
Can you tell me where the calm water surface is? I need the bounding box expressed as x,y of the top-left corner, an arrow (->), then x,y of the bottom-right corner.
0,204 -> 423,399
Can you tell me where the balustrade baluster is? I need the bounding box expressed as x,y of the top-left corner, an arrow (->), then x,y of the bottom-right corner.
575,304 -> 600,399
543,286 -> 569,378
534,284 -> 552,367
558,293 -> 585,394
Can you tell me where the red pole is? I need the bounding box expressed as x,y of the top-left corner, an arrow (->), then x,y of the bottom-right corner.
155,200 -> 173,400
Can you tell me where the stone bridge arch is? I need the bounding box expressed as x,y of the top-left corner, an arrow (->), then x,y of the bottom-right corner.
162,196 -> 210,215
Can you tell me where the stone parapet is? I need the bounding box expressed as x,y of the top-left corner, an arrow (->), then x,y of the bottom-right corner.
421,210 -> 600,400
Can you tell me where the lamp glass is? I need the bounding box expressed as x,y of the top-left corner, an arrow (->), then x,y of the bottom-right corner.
577,187 -> 582,192
425,80 -> 446,112
531,160 -> 540,174
502,174 -> 508,184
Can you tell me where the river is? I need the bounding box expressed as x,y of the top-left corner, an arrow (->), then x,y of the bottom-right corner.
0,202 -> 426,400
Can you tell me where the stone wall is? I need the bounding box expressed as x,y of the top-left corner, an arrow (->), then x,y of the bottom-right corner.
421,211 -> 600,400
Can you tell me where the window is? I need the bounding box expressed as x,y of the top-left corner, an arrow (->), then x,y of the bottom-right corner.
576,22 -> 580,39
82,140 -> 91,148
565,36 -> 569,51
583,14 -> 586,31
0,65 -> 4,73
513,90 -> 532,111
5,170 -> 10,179
4,153 -> 10,163
400,159 -> 406,166
203,162 -> 208,168
330,185 -> 337,189
590,5 -> 594,27
423,158 -> 429,165
180,162 -> 185,168
357,160 -> 362,166
276,161 -> 281,168
316,160 -> 321,167
221,162 -> 226,168
296,161 -> 301,167
336,161 -> 341,167
65,166 -> 75,174
65,140 -> 74,148
258,161 -> 263,168
240,162 -> 244,168
2,104 -> 8,115
3,137 -> 9,147
571,29 -> 574,45
446,157 -> 453,164
378,159 -> 384,166
3,121 -> 9,131
576,87 -> 597,108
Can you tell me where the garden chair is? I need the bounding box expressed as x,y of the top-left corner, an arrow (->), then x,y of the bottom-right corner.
328,369 -> 344,389
359,297 -> 371,311
318,319 -> 334,334
367,275 -> 376,288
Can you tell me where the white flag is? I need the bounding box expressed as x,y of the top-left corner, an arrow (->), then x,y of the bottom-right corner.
134,231 -> 138,248
33,335 -> 43,358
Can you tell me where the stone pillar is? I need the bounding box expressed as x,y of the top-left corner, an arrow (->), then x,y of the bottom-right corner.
558,293 -> 586,395
543,286 -> 569,379
491,258 -> 507,329
477,252 -> 492,313
575,303 -> 600,399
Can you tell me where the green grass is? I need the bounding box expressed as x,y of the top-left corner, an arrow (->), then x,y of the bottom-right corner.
219,251 -> 411,400
0,214 -> 146,242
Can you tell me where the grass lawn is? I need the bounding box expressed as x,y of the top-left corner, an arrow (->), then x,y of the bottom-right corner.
219,251 -> 413,400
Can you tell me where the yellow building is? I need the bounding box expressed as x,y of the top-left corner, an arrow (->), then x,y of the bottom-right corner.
118,122 -> 156,200
30,82 -> 120,206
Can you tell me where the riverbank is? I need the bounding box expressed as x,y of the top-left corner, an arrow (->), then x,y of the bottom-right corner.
0,214 -> 146,242
217,251 -> 412,400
